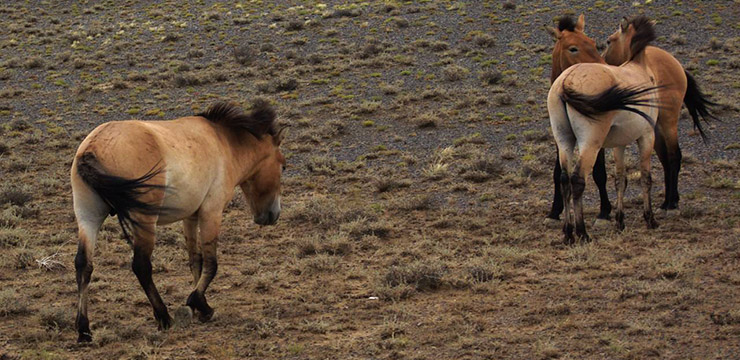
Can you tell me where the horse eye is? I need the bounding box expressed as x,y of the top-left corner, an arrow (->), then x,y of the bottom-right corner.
282,165 -> 286,172
569,47 -> 578,53
606,40 -> 611,45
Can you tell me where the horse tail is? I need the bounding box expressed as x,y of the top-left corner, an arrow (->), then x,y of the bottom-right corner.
683,70 -> 716,143
560,84 -> 663,126
76,152 -> 168,242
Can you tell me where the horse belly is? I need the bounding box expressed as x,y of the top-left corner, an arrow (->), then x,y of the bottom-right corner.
157,172 -> 214,224
603,113 -> 654,148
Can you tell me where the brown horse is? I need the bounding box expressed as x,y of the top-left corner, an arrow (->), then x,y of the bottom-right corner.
546,15 -> 612,224
605,17 -> 717,213
549,16 -> 661,243
71,100 -> 286,342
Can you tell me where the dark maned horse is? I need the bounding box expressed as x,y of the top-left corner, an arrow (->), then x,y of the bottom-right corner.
605,16 -> 717,213
546,15 -> 612,225
71,100 -> 286,342
549,16 -> 662,243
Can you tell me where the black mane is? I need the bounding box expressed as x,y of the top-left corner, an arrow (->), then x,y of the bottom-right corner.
626,16 -> 656,59
197,99 -> 277,138
558,16 -> 576,32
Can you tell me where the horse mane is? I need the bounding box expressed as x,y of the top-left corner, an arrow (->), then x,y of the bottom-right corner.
558,16 -> 576,32
626,16 -> 656,60
197,99 -> 277,138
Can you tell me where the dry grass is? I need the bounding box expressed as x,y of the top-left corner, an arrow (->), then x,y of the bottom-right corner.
0,1 -> 738,359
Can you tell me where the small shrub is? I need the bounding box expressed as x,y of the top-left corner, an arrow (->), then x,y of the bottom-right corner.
234,45 -> 256,66
286,19 -> 304,31
443,64 -> 469,82
480,70 -> 502,85
384,262 -> 447,291
0,187 -> 33,206
0,289 -> 30,316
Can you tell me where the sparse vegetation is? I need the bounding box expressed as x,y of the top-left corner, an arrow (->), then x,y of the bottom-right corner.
0,1 -> 737,359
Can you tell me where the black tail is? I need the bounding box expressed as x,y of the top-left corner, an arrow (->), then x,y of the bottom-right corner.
76,152 -> 168,242
561,84 -> 663,125
683,70 -> 717,143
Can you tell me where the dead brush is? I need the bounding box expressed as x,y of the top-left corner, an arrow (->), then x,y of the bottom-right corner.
35,251 -> 66,272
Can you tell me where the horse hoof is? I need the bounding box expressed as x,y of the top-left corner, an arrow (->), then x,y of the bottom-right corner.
77,332 -> 93,343
592,218 -> 611,229
647,220 -> 659,230
173,306 -> 193,328
157,315 -> 173,331
197,308 -> 215,323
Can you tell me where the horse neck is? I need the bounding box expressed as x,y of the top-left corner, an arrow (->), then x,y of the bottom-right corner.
629,50 -> 649,69
227,133 -> 270,184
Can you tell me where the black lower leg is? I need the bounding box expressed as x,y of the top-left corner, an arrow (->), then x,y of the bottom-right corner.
593,149 -> 612,220
559,172 -> 574,244
571,174 -> 590,242
186,256 -> 217,322
548,154 -> 564,220
668,148 -> 682,209
132,247 -> 171,330
615,211 -> 625,231
74,247 -> 93,342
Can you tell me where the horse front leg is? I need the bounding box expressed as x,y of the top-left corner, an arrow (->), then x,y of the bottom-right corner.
593,149 -> 612,222
183,216 -> 202,285
613,147 -> 627,232
186,213 -> 221,322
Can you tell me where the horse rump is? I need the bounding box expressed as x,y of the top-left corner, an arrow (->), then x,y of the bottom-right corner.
76,152 -> 169,242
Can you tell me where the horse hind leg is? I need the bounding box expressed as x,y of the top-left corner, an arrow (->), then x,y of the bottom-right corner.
130,216 -> 172,330
547,147 -> 565,221
638,135 -> 659,229
557,146 -> 575,245
613,147 -> 627,232
73,186 -> 108,342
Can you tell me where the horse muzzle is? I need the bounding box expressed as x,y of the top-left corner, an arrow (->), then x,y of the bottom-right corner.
254,210 -> 280,226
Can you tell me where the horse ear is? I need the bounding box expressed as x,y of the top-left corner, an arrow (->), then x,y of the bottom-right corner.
545,25 -> 561,40
274,126 -> 288,146
576,14 -> 585,32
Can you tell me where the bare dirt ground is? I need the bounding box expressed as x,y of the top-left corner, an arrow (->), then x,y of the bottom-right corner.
1,1 -> 739,359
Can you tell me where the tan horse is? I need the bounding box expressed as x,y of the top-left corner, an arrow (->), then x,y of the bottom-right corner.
549,16 -> 661,244
71,100 -> 286,342
604,17 -> 717,213
546,15 -> 612,223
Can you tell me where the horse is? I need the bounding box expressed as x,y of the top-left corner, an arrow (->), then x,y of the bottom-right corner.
545,15 -> 612,225
71,100 -> 286,342
604,17 -> 717,214
548,16 -> 662,244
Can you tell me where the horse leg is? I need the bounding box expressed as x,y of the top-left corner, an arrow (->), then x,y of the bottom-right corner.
131,218 -> 172,330
638,135 -> 659,229
593,149 -> 612,221
573,144 -> 603,243
653,129 -> 671,210
73,186 -> 107,343
183,216 -> 202,285
557,147 -> 574,245
547,146 -> 564,220
662,125 -> 681,211
613,146 -> 627,232
186,212 -> 221,322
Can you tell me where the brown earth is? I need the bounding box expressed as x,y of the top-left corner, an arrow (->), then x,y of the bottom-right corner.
1,1 -> 739,359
